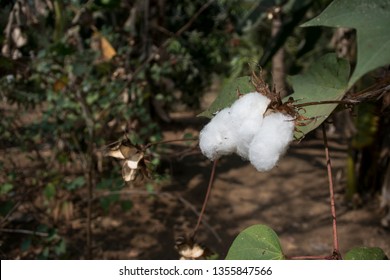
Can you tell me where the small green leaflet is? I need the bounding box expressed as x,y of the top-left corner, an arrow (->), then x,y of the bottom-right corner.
225,224 -> 285,260
301,0 -> 390,87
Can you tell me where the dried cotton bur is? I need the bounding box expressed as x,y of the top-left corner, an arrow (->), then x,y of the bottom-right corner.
105,139 -> 150,183
175,236 -> 214,260
199,72 -> 298,171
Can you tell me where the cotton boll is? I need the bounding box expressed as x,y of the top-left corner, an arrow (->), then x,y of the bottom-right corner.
199,124 -> 237,160
230,92 -> 270,128
199,92 -> 271,161
235,116 -> 262,159
249,112 -> 295,171
231,92 -> 270,159
199,108 -> 237,160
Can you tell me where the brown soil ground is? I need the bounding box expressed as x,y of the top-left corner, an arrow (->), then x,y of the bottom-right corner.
92,114 -> 390,260
1,104 -> 389,260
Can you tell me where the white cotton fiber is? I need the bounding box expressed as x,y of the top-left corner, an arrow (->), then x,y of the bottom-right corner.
249,112 -> 295,171
230,92 -> 270,126
199,108 -> 238,160
231,92 -> 271,159
235,117 -> 261,159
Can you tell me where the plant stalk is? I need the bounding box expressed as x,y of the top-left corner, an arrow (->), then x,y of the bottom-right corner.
322,124 -> 341,259
74,88 -> 96,259
192,159 -> 218,239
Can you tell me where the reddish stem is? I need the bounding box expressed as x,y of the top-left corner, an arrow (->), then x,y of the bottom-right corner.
192,159 -> 218,239
322,125 -> 341,259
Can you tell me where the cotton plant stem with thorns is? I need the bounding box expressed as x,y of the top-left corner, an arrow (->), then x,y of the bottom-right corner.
322,124 -> 341,259
192,159 -> 219,239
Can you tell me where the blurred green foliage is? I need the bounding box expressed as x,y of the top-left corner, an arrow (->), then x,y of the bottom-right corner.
1,0 -> 387,260
0,0 -> 259,259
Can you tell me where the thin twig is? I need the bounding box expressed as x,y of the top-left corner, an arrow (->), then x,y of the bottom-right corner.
294,84 -> 390,109
295,100 -> 357,108
0,228 -> 49,237
74,87 -> 96,260
0,201 -> 21,227
322,124 -> 341,259
177,149 -> 202,161
192,159 -> 218,239
174,0 -> 215,37
86,164 -> 94,259
127,0 -> 215,85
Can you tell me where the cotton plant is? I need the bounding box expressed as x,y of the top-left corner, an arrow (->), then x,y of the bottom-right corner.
199,91 -> 295,171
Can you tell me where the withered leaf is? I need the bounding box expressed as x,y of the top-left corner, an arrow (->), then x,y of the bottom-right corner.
91,29 -> 117,61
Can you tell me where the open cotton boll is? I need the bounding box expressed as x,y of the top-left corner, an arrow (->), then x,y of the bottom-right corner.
199,108 -> 237,160
230,92 -> 270,127
231,92 -> 270,159
236,116 -> 262,159
249,112 -> 295,171
199,92 -> 271,161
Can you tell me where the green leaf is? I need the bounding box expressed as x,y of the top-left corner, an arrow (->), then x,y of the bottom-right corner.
146,183 -> 155,193
99,194 -> 120,213
198,76 -> 255,118
344,247 -> 388,260
120,200 -> 133,211
20,238 -> 32,252
286,53 -> 350,138
39,247 -> 50,260
65,176 -> 85,190
225,224 -> 285,260
96,178 -> 114,189
86,92 -> 99,105
0,201 -> 14,216
54,239 -> 67,256
352,103 -> 378,148
301,0 -> 390,87
44,183 -> 56,200
72,62 -> 89,77
0,183 -> 13,195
